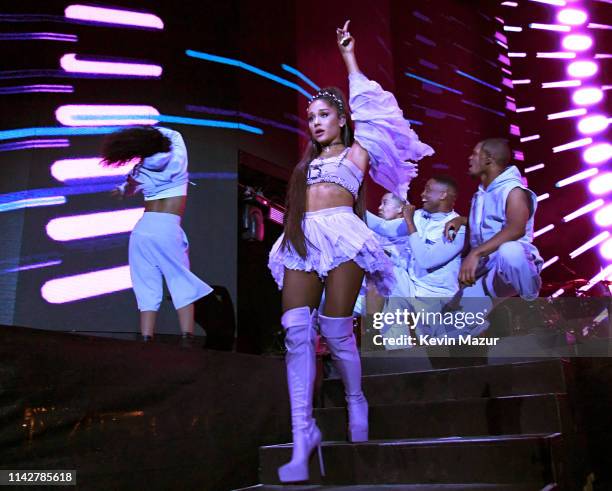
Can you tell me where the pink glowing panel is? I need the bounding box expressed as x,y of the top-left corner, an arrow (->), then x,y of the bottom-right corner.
589,173 -> 612,195
562,35 -> 593,51
584,143 -> 612,165
64,5 -> 163,29
577,115 -> 609,135
51,157 -> 137,181
600,238 -> 612,260
557,9 -> 588,26
41,265 -> 132,304
56,105 -> 159,126
46,208 -> 144,241
510,124 -> 521,136
567,61 -> 598,78
573,87 -> 604,105
594,204 -> 612,227
498,54 -> 511,65
60,54 -> 162,77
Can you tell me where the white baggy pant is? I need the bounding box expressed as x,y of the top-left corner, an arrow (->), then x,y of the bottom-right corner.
128,212 -> 213,311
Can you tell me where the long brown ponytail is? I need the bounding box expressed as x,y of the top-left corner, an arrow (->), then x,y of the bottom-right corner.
281,87 -> 365,258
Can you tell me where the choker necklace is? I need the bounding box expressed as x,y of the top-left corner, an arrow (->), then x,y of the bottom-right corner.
321,142 -> 344,153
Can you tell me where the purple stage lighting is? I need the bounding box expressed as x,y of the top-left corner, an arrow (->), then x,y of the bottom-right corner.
584,143 -> 612,165
572,87 -> 604,105
562,34 -> 593,51
589,173 -> 612,195
577,115 -> 609,135
594,204 -> 612,227
567,61 -> 598,78
557,8 -> 588,26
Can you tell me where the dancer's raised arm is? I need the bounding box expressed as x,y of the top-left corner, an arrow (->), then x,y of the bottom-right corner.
337,20 -> 434,201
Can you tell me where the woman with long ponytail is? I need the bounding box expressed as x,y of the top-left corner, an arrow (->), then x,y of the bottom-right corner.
268,21 -> 434,483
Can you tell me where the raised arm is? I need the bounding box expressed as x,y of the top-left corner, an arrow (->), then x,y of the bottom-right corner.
337,21 -> 434,201
139,127 -> 186,172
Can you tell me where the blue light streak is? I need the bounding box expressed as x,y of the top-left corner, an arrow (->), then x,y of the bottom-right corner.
455,70 -> 502,92
281,64 -> 320,91
404,71 -> 463,95
186,49 -> 312,99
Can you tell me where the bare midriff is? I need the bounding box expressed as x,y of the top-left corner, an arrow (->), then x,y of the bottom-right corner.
306,182 -> 354,211
144,195 -> 186,217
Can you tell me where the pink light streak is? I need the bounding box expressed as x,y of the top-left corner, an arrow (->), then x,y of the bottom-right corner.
578,265 -> 612,292
552,137 -> 592,153
525,163 -> 545,173
555,168 -> 598,188
41,265 -> 132,304
569,231 -> 610,259
534,224 -> 555,238
516,106 -> 536,113
46,208 -> 144,241
542,256 -> 559,270
64,5 -> 164,29
537,52 -> 576,59
542,80 -> 581,88
60,54 -> 162,77
51,157 -> 136,182
547,108 -> 587,120
563,199 -> 604,222
536,193 -> 550,202
55,105 -> 159,126
530,23 -> 570,32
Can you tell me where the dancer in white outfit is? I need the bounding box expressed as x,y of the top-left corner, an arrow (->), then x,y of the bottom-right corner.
101,126 -> 212,342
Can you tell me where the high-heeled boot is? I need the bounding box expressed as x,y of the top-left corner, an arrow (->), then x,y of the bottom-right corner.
319,313 -> 368,442
278,306 -> 326,483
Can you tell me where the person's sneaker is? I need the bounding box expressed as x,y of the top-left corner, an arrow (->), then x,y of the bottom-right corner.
180,333 -> 195,348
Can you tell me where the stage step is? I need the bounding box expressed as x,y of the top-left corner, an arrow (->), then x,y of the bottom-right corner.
322,359 -> 567,407
258,433 -> 561,485
234,483 -> 558,490
315,394 -> 569,441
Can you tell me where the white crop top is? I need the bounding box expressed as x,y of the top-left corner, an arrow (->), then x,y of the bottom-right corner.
143,182 -> 188,201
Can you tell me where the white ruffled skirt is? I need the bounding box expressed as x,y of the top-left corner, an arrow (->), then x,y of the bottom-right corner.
268,206 -> 395,296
